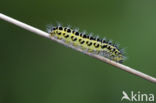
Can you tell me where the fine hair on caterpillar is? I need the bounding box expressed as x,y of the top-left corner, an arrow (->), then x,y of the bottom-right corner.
47,24 -> 126,63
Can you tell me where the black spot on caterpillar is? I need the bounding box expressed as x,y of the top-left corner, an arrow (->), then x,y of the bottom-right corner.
48,25 -> 126,63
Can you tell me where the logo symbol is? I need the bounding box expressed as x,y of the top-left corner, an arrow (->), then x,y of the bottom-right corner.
121,91 -> 131,101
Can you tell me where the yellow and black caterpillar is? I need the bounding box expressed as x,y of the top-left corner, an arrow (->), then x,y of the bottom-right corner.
48,25 -> 126,63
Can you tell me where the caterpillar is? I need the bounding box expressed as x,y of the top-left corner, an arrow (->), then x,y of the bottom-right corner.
47,25 -> 126,63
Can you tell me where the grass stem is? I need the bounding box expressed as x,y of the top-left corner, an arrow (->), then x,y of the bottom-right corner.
0,13 -> 156,83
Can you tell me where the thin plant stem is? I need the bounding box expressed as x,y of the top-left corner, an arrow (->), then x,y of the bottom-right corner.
0,13 -> 156,83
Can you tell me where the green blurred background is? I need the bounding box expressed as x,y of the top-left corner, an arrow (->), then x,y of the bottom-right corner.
0,0 -> 156,103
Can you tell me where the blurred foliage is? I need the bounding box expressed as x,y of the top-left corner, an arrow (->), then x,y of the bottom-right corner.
0,0 -> 156,103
